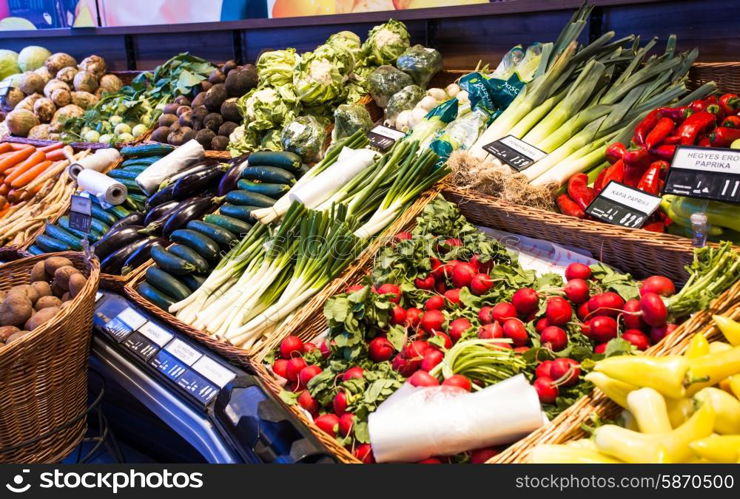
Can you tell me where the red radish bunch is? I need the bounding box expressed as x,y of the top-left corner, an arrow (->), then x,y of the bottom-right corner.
448,318 -> 472,343
443,374 -> 472,391
375,283 -> 402,303
512,288 -> 539,315
368,337 -> 394,362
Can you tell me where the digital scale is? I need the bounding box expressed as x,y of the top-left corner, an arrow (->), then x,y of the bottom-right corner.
91,290 -> 334,464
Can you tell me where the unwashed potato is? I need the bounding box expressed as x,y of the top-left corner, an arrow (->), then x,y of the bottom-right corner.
30,281 -> 52,299
5,330 -> 30,344
9,284 -> 39,304
44,256 -> 73,277
68,273 -> 87,299
51,283 -> 65,298
53,266 -> 81,292
25,307 -> 60,331
0,294 -> 33,327
0,325 -> 20,342
61,292 -> 71,302
35,296 -> 62,310
30,261 -> 47,282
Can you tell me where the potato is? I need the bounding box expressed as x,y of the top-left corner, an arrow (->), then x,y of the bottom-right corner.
51,283 -> 65,298
68,273 -> 87,299
24,307 -> 60,331
0,294 -> 33,327
35,296 -> 62,310
30,281 -> 52,299
0,325 -> 20,342
9,284 -> 39,304
61,292 -> 71,302
53,266 -> 81,291
44,256 -> 74,277
30,261 -> 47,282
5,330 -> 30,344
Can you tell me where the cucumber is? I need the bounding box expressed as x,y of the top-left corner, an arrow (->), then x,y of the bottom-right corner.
219,203 -> 259,222
237,179 -> 290,198
180,274 -> 206,291
121,144 -> 175,158
168,244 -> 210,274
109,205 -> 132,220
150,244 -> 196,276
169,229 -> 220,261
203,214 -> 252,236
58,216 -> 100,241
26,244 -> 44,255
136,282 -> 176,310
248,151 -> 302,173
145,267 -> 191,301
186,220 -> 236,248
90,204 -> 118,226
36,234 -> 73,252
45,224 -> 83,250
90,217 -> 110,236
225,190 -> 275,208
108,169 -> 140,181
240,166 -> 296,185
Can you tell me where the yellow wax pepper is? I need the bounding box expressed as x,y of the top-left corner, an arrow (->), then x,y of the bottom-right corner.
729,375 -> 740,400
694,387 -> 740,434
618,410 -> 640,431
689,435 -> 740,463
685,334 -> 710,359
585,372 -> 637,409
593,402 -> 715,463
594,355 -> 688,399
686,346 -> 740,395
665,397 -> 694,428
565,439 -> 601,452
627,388 -> 673,433
527,445 -> 621,464
713,315 -> 740,346
709,342 -> 733,354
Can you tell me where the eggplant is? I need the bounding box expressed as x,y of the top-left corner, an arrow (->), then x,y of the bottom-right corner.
162,197 -> 217,238
142,198 -> 201,235
172,166 -> 227,200
121,237 -> 167,275
162,160 -> 216,188
146,184 -> 175,208
144,200 -> 180,225
217,158 -> 249,196
92,225 -> 146,259
110,212 -> 145,231
100,237 -> 152,275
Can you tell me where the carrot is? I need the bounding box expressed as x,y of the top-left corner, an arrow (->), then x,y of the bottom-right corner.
9,143 -> 33,151
0,183 -> 8,196
0,143 -> 11,154
39,142 -> 64,152
45,148 -> 67,161
4,150 -> 46,185
0,205 -> 9,219
0,146 -> 35,173
10,160 -> 52,188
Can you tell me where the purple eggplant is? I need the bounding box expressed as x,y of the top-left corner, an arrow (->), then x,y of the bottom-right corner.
92,225 -> 147,259
100,236 -> 153,275
217,157 -> 250,196
173,166 -> 228,200
162,196 -> 217,238
110,212 -> 145,231
121,237 -> 168,275
144,199 -> 180,226
146,184 -> 175,208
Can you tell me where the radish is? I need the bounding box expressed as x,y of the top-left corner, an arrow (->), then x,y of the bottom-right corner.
478,322 -> 503,339
565,262 -> 592,281
280,336 -> 304,359
576,302 -> 591,321
315,414 -> 339,436
444,288 -> 461,306
622,329 -> 650,350
425,295 -> 445,311
549,358 -> 580,386
298,365 -> 322,386
354,444 -> 375,464
442,238 -> 463,251
564,278 -> 590,304
535,317 -> 550,333
376,283 -> 401,303
418,457 -> 443,464
342,366 -> 364,381
421,309 -> 445,333
448,317 -> 472,342
390,305 -> 407,325
594,343 -> 608,354
368,337 -> 394,362
470,447 -> 499,464
319,339 -> 331,358
346,284 -> 365,293
408,370 -> 440,387
492,302 -> 517,322
535,360 -> 554,379
622,298 -> 646,330
272,359 -> 289,378
587,292 -> 625,317
333,390 -> 348,415
650,323 -> 677,344
451,261 -> 477,288
434,332 -> 453,349
403,340 -> 431,361
392,355 -> 420,376
339,413 -> 355,436
430,258 -> 446,279
512,288 -> 539,315
421,348 -> 444,371
469,255 -> 481,272
406,307 -> 423,328
285,357 -> 307,382
492,342 -> 513,351
302,342 -> 318,354
297,390 -> 319,416
640,275 -> 676,297
394,231 -> 412,242
639,292 -> 668,327
540,326 -> 568,351
514,346 -> 529,354
469,273 -> 492,296
545,296 -> 573,326
435,280 -> 447,294
415,275 -> 435,290
502,319 -> 529,346
586,316 -> 618,342
478,306 -> 495,324
443,374 -> 472,391
471,254 -> 493,274
533,376 -> 559,404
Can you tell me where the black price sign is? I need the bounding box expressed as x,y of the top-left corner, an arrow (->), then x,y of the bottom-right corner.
664,146 -> 740,203
69,194 -> 93,233
585,181 -> 662,229
122,331 -> 160,361
482,135 -> 547,171
368,125 -> 405,152
176,370 -> 219,405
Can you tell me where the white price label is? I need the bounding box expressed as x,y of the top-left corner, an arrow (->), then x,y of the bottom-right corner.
164,338 -> 202,366
138,322 -> 174,347
192,356 -> 236,388
116,307 -> 147,331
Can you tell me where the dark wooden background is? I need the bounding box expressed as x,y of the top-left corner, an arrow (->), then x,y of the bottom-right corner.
0,0 -> 735,71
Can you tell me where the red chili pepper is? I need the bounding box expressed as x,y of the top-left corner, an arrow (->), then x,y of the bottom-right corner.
637,160 -> 668,195
643,221 -> 666,233
567,173 -> 595,211
676,111 -> 717,145
601,159 -> 625,188
633,109 -> 661,146
644,117 -> 675,149
709,127 -> 740,147
623,147 -> 651,166
650,144 -> 678,160
663,135 -> 681,145
706,95 -> 719,104
605,142 -> 627,164
721,115 -> 740,128
690,99 -> 721,116
594,168 -> 608,193
698,136 -> 711,147
719,93 -> 740,116
557,194 -> 585,218
656,106 -> 692,121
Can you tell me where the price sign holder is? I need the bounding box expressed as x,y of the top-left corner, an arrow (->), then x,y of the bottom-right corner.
69,193 -> 93,233
368,125 -> 405,152
664,146 -> 740,204
585,181 -> 662,229
482,135 -> 547,171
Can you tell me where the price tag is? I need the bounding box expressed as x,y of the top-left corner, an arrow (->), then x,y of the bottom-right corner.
104,317 -> 134,343
192,356 -> 236,389
138,321 -> 173,347
122,331 -> 160,361
69,194 -> 93,233
585,181 -> 662,229
164,338 -> 202,366
116,307 -> 147,331
482,135 -> 547,171
176,369 -> 219,405
150,350 -> 188,381
664,146 -> 740,203
368,125 -> 405,152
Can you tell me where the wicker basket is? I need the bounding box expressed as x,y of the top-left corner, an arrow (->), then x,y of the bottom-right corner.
689,61 -> 740,94
0,251 -> 100,463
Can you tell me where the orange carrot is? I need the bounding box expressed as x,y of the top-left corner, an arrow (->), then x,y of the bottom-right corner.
9,142 -> 33,151
0,183 -> 8,196
10,160 -> 52,188
0,143 -> 11,154
0,205 -> 9,218
38,142 -> 64,152
0,146 -> 35,173
45,148 -> 67,161
4,150 -> 46,185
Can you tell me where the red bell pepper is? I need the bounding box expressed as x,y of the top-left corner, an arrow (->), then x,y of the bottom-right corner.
567,173 -> 595,211
676,111 -> 717,145
656,106 -> 692,121
633,109 -> 661,146
709,127 -> 740,147
605,142 -> 627,164
719,93 -> 740,116
650,144 -> 678,160
557,194 -> 585,218
637,160 -> 668,195
721,115 -> 740,128
645,117 -> 675,149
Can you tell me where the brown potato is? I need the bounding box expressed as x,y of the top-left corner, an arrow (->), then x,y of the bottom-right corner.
0,294 -> 33,327
30,281 -> 52,299
51,283 -> 65,298
53,266 -> 81,291
44,256 -> 74,277
30,261 -> 47,282
5,330 -> 30,344
0,325 -> 20,342
35,296 -> 62,310
68,273 -> 87,298
61,292 -> 71,302
24,307 -> 60,331
9,284 -> 39,304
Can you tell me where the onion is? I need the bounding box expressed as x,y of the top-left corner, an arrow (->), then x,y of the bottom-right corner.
418,95 -> 437,111
445,83 -> 460,97
426,88 -> 447,100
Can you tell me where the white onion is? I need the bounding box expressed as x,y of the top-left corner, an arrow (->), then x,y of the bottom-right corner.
411,107 -> 428,125
457,90 -> 469,103
418,95 -> 437,111
426,88 -> 447,100
445,83 -> 460,97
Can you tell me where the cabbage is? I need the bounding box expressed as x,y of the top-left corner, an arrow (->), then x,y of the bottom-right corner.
326,31 -> 361,70
293,49 -> 346,105
17,46 -> 50,72
361,19 -> 410,66
256,48 -> 299,87
228,125 -> 260,155
333,103 -> 373,141
238,86 -> 297,132
366,65 -> 413,108
0,50 -> 19,80
260,129 -> 283,151
396,45 -> 442,88
281,115 -> 327,162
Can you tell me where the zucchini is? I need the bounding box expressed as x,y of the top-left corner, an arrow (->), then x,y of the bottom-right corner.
136,282 -> 176,310
186,220 -> 236,248
145,267 -> 191,301
240,166 -> 296,185
180,274 -> 206,291
109,205 -> 133,220
169,229 -> 220,261
90,204 -> 118,226
121,144 -> 175,158
150,244 -> 196,275
237,179 -> 290,198
45,224 -> 83,250
119,178 -> 144,194
129,193 -> 148,203
225,190 -> 275,208
27,244 -> 44,255
122,156 -> 163,167
203,214 -> 252,236
58,216 -> 100,241
122,165 -> 148,174
168,244 -> 210,274
248,151 -> 302,173
89,217 -> 110,236
107,169 -> 140,181
36,234 -> 73,252
219,203 -> 259,222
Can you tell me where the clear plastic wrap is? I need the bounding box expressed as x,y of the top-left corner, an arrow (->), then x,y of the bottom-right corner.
384,84 -> 425,127
280,115 -> 328,163
333,103 -> 373,141
395,44 -> 442,88
366,65 -> 414,108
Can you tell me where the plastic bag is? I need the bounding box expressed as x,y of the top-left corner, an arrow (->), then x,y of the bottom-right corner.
333,103 -> 373,141
430,107 -> 491,164
396,44 -> 442,88
280,115 -> 327,163
384,84 -> 424,127
366,65 -> 414,108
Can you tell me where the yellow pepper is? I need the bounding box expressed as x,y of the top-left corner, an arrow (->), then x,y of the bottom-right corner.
685,334 -> 710,359
694,387 -> 740,434
594,355 -> 688,399
566,439 -> 600,451
689,435 -> 740,463
528,444 -> 621,463
713,315 -> 740,346
618,410 -> 640,431
585,372 -> 636,409
730,375 -> 740,400
627,388 -> 673,433
686,346 -> 740,395
665,397 -> 694,428
709,342 -> 733,354
593,402 -> 715,463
